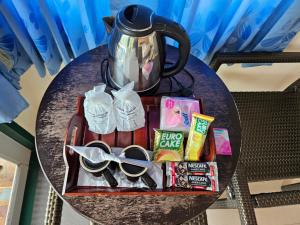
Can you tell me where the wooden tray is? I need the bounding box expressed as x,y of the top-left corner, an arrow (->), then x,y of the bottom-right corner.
63,96 -> 216,196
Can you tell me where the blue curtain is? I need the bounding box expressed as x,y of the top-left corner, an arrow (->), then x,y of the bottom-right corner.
0,0 -> 300,123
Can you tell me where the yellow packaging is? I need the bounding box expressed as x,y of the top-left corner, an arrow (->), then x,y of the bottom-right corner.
185,113 -> 214,161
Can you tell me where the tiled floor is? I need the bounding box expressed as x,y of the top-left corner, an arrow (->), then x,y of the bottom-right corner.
207,206 -> 300,225
15,33 -> 300,225
207,179 -> 300,225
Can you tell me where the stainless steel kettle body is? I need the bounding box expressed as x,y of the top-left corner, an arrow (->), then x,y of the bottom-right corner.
103,5 -> 190,92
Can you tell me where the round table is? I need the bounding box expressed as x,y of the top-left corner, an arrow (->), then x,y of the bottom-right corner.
36,45 -> 241,224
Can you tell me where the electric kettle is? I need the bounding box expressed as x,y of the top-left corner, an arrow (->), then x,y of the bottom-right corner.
103,4 -> 190,93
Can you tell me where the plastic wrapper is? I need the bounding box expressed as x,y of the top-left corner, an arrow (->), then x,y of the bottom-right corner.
153,129 -> 184,162
77,164 -> 163,189
185,113 -> 214,161
69,146 -> 163,189
213,128 -> 232,155
84,84 -> 116,134
112,82 -> 145,131
160,97 -> 200,135
166,174 -> 219,192
166,162 -> 218,176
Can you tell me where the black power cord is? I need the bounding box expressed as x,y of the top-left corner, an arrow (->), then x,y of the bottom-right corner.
100,58 -> 109,84
100,58 -> 195,97
156,61 -> 195,96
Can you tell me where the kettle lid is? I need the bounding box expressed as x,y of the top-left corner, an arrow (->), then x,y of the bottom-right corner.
117,5 -> 154,37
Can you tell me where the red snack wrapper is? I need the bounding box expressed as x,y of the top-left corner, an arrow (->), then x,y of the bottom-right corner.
166,162 -> 218,176
166,162 -> 219,192
166,174 -> 219,192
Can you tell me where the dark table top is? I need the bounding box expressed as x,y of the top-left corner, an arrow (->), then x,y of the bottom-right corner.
36,45 -> 241,225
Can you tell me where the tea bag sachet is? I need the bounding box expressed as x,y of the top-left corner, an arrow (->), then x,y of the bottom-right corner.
84,84 -> 116,134
112,82 -> 145,131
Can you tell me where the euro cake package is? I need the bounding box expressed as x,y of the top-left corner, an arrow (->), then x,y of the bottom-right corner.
153,129 -> 184,162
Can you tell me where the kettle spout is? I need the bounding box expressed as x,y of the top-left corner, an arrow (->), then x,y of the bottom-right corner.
102,16 -> 115,33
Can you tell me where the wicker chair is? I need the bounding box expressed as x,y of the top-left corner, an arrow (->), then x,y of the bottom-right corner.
186,91 -> 300,225
231,91 -> 300,224
207,52 -> 300,225
184,53 -> 300,225
44,187 -> 63,225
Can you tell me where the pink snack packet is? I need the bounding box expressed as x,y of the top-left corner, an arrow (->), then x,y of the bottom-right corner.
213,128 -> 232,155
160,97 -> 200,135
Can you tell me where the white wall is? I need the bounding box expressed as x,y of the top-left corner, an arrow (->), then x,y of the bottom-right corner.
15,66 -> 55,134
218,33 -> 300,91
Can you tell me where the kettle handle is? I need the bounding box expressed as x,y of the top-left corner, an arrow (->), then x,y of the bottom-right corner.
153,16 -> 191,78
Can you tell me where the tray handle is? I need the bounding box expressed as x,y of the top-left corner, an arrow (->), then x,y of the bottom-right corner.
63,96 -> 85,191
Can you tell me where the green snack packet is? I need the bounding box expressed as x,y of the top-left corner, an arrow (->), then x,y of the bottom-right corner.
153,129 -> 184,162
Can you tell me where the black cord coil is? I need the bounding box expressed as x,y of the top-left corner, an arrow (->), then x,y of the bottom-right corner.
100,58 -> 194,97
